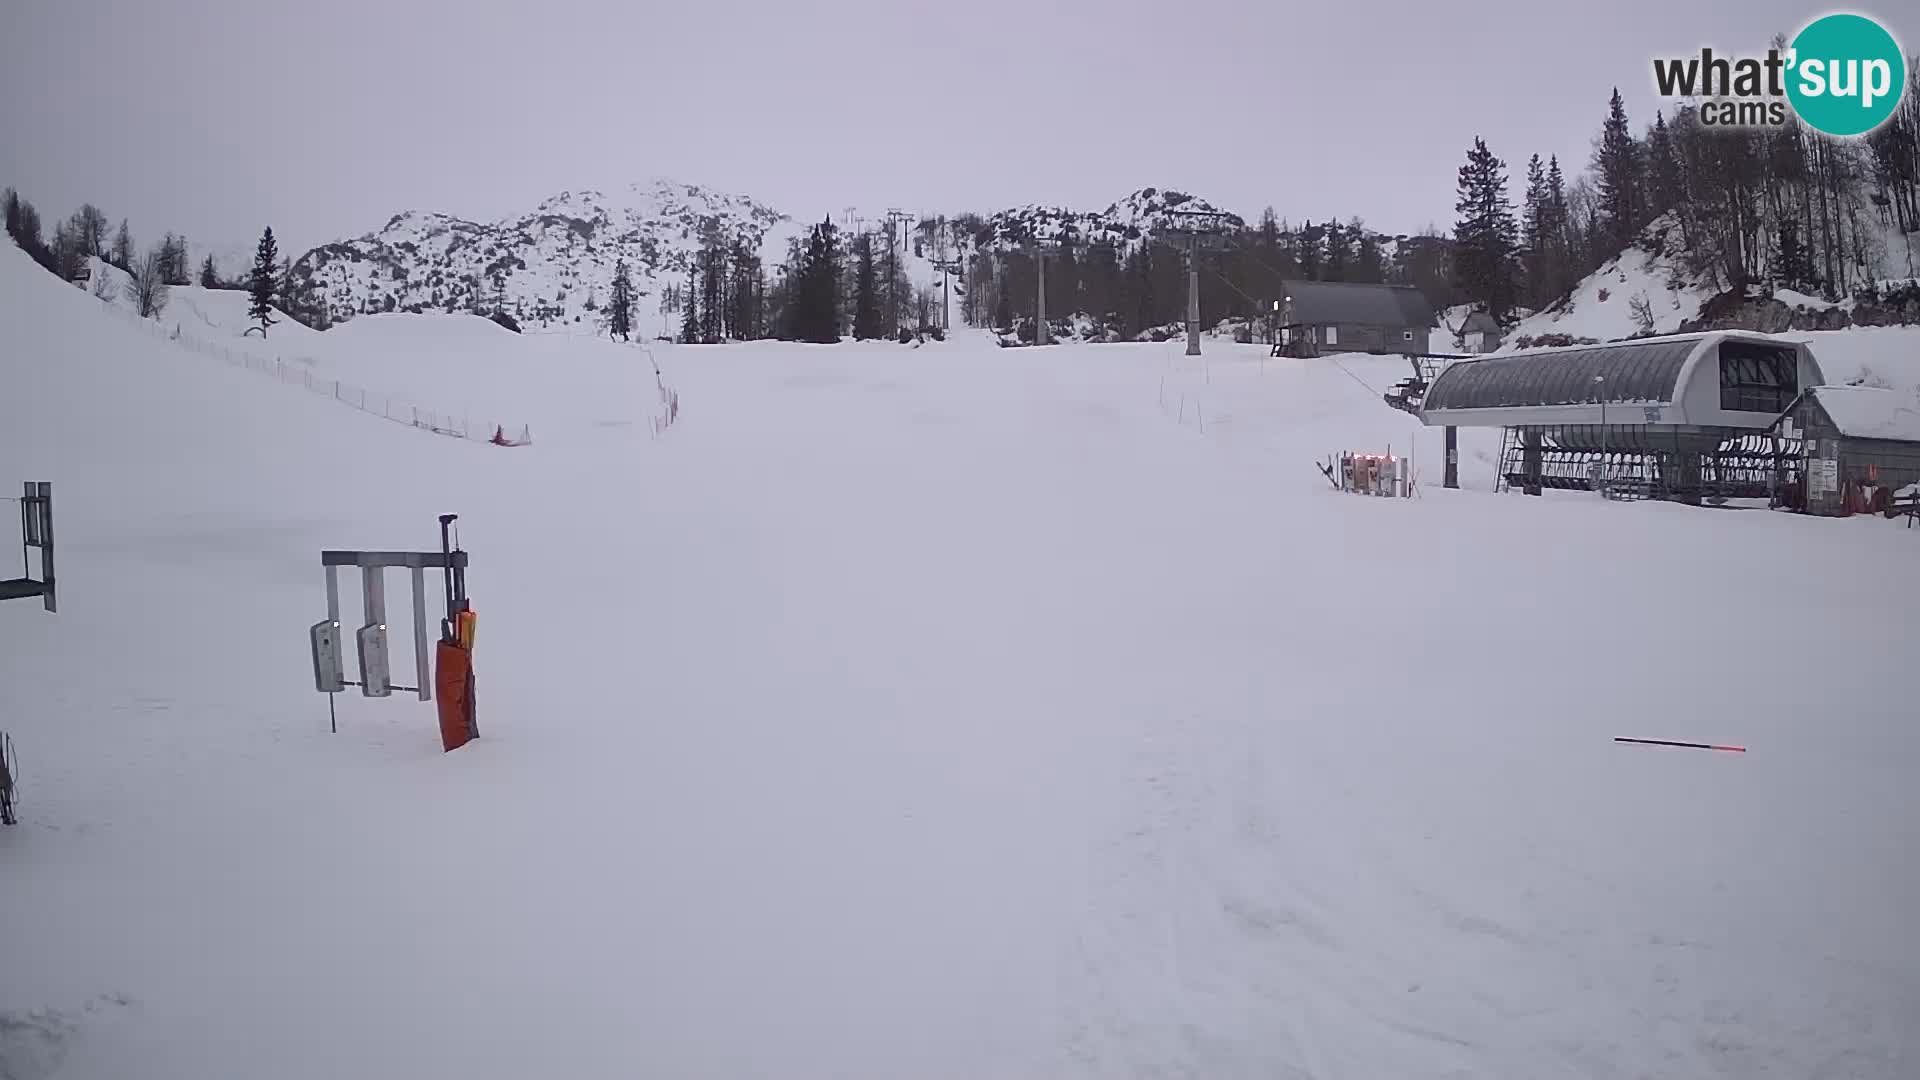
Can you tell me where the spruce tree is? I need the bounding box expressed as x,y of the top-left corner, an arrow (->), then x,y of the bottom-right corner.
1296,220 -> 1322,280
993,262 -> 1013,331
1,188 -> 19,244
607,258 -> 636,341
200,253 -> 218,288
1592,88 -> 1642,255
1351,219 -> 1384,283
247,227 -> 279,337
1645,111 -> 1683,221
1542,155 -> 1572,302
1127,245 -> 1157,338
1522,155 -> 1548,255
1322,219 -> 1349,281
698,233 -> 726,343
111,219 -> 134,271
680,262 -> 699,343
277,256 -> 297,321
853,234 -> 883,339
786,217 -> 842,344
1452,136 -> 1521,321
1774,220 -> 1811,292
1521,155 -> 1549,307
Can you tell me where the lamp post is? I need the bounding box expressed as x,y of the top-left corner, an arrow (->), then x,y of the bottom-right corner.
1593,374 -> 1608,496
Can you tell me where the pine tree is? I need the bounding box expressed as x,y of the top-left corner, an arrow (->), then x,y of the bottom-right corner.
5,191 -> 52,272
1083,242 -> 1120,337
1453,136 -> 1521,321
1592,88 -> 1643,256
1541,155 -> 1573,303
1521,155 -> 1549,307
200,253 -> 218,288
697,230 -> 727,343
1296,219 -> 1322,280
993,259 -> 1013,331
680,261 -> 699,343
1773,219 -> 1812,291
278,255 -> 297,320
159,233 -> 190,286
1258,207 -> 1281,251
786,217 -> 842,344
50,220 -> 85,281
852,234 -> 883,340
1125,245 -> 1158,338
1322,219 -> 1349,281
1350,218 -> 1384,284
1045,239 -> 1077,331
1522,155 -> 1548,256
110,219 -> 134,271
606,258 -> 636,340
247,227 -> 279,337
1645,111 -> 1683,221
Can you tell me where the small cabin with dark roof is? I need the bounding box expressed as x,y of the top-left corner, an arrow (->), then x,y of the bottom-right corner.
1458,311 -> 1503,354
1770,385 -> 1920,516
1274,280 -> 1435,357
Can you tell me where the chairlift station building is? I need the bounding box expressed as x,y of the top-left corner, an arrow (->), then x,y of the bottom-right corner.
1416,331 -> 1836,503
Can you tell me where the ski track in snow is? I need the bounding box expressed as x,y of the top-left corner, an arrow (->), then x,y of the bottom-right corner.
3,242 -> 1919,1078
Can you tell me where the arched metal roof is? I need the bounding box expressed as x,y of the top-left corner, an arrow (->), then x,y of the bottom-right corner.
1422,337 -> 1703,410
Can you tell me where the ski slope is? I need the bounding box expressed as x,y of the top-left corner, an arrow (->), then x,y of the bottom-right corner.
2,242 -> 1917,1079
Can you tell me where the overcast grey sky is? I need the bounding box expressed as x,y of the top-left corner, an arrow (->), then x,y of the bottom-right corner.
2,0 -> 1910,254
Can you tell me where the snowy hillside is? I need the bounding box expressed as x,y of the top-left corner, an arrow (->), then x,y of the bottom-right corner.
293,178 -> 789,337
1505,219 -> 1716,345
1510,213 -> 1920,346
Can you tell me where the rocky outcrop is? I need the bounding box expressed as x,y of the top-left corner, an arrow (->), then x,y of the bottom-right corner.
1679,284 -> 1920,334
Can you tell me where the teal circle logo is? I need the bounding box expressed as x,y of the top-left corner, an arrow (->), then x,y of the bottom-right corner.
1786,13 -> 1907,137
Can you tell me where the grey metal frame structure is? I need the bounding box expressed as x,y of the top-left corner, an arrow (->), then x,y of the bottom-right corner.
311,539 -> 469,732
1,482 -> 55,612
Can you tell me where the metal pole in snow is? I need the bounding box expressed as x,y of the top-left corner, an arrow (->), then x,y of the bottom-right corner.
1615,737 -> 1746,753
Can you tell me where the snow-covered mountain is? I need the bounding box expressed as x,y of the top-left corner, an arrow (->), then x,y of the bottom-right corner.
960,187 -> 1247,249
289,182 -> 1424,339
292,178 -> 791,336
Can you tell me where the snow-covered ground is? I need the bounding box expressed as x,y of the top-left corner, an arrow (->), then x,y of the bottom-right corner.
3,243 -> 1917,1079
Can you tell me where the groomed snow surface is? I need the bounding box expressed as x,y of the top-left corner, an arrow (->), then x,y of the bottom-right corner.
2,242 -> 1917,1079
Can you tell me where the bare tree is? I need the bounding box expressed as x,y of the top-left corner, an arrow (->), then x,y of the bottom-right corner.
71,204 -> 110,259
1628,292 -> 1655,335
125,246 -> 171,319
91,263 -> 115,300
